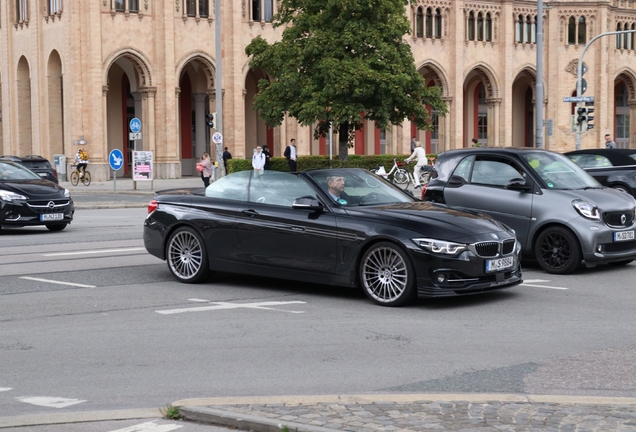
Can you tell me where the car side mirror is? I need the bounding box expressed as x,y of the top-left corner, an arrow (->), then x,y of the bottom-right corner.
293,196 -> 323,211
507,177 -> 532,192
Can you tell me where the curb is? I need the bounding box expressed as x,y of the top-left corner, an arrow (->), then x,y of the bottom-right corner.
0,408 -> 160,429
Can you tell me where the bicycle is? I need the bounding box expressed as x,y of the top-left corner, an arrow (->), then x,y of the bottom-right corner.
399,160 -> 432,190
370,158 -> 409,184
70,164 -> 91,186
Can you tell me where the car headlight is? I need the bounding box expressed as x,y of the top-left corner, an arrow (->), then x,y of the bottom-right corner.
572,199 -> 600,221
0,190 -> 27,203
413,238 -> 468,255
64,188 -> 70,198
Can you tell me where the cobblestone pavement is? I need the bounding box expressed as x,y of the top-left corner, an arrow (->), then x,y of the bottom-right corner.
176,395 -> 636,432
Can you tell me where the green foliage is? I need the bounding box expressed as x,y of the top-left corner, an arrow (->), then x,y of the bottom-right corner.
245,0 -> 447,156
161,404 -> 181,420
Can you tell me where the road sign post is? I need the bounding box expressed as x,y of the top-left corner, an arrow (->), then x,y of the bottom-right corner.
109,149 -> 124,196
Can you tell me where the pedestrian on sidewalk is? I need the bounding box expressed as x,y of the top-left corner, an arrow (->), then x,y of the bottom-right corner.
252,146 -> 266,173
222,147 -> 232,174
284,138 -> 297,172
197,153 -> 213,188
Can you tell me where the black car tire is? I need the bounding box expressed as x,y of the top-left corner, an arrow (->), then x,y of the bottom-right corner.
534,226 -> 582,274
166,226 -> 211,283
359,242 -> 416,306
611,184 -> 631,195
46,223 -> 68,232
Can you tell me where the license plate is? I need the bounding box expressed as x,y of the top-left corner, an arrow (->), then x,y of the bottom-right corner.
614,230 -> 635,242
486,256 -> 514,273
38,173 -> 47,177
40,213 -> 63,221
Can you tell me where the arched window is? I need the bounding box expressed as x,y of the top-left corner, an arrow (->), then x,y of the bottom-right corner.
517,15 -> 524,43
617,23 -> 622,49
468,11 -> 475,41
624,22 -> 630,49
578,16 -> 586,45
485,13 -> 492,41
416,7 -> 423,38
477,12 -> 484,41
632,23 -> 636,50
263,0 -> 273,22
531,15 -> 537,44
568,16 -> 576,45
426,7 -> 433,38
526,15 -> 532,43
186,0 -> 196,17
251,0 -> 260,21
434,8 -> 442,38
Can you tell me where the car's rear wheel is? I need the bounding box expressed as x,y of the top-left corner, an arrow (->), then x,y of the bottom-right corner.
46,223 -> 68,232
534,226 -> 582,274
166,227 -> 210,283
359,242 -> 416,306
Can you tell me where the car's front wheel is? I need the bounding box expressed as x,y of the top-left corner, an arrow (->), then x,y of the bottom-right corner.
359,242 -> 416,306
534,226 -> 582,274
166,226 -> 211,283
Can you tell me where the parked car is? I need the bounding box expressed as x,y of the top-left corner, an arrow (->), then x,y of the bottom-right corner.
0,155 -> 58,184
0,160 -> 73,231
423,148 -> 636,274
565,148 -> 636,197
144,168 -> 522,306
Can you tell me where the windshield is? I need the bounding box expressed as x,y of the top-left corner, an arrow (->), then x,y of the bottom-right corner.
0,162 -> 41,181
520,151 -> 600,189
307,169 -> 414,206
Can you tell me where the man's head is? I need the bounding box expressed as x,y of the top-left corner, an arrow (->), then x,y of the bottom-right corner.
415,141 -> 422,148
224,147 -> 228,151
605,134 -> 612,141
256,146 -> 262,153
290,138 -> 296,145
327,175 -> 345,197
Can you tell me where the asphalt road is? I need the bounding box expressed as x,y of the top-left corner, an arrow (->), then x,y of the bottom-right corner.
2,208 -> 636,429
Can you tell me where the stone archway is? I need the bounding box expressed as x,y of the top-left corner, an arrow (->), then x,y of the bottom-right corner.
615,71 -> 636,148
47,50 -> 64,158
417,61 -> 450,154
17,56 -> 33,156
464,65 -> 500,148
512,68 -> 536,147
244,68 -> 273,157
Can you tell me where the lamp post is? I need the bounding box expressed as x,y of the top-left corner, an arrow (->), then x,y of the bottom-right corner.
535,0 -> 544,148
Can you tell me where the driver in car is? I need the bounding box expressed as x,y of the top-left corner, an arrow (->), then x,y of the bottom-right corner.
327,175 -> 354,205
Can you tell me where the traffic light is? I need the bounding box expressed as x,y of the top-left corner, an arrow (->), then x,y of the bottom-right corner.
585,102 -> 595,130
206,112 -> 217,129
576,106 -> 588,131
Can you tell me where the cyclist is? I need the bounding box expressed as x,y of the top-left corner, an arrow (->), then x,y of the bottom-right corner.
405,141 -> 430,189
74,148 -> 89,179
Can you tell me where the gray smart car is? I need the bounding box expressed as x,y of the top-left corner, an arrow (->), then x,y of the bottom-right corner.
424,148 -> 636,274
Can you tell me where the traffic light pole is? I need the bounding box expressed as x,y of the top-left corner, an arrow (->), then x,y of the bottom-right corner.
575,29 -> 636,150
215,0 -> 224,173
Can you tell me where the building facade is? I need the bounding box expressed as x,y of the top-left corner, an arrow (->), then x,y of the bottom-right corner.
0,0 -> 635,180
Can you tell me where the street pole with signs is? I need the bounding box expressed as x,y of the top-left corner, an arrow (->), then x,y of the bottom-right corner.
535,0 -> 544,148
215,0 -> 224,174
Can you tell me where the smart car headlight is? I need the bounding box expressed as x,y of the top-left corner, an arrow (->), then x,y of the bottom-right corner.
0,190 -> 27,203
413,238 -> 468,255
572,199 -> 600,221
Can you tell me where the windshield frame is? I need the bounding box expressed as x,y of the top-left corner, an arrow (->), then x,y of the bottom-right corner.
520,151 -> 601,190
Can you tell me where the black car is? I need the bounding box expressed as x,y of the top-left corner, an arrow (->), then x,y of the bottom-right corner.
0,155 -> 58,184
144,168 -> 522,306
0,160 -> 74,231
565,149 -> 636,197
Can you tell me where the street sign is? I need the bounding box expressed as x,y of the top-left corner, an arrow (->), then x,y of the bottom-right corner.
212,132 -> 223,144
109,149 -> 124,171
563,96 -> 595,103
129,118 -> 142,133
129,132 -> 142,140
577,78 -> 587,94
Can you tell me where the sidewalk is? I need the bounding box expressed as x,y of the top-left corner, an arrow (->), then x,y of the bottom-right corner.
174,393 -> 636,431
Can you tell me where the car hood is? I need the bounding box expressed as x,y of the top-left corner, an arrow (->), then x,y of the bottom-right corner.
1,180 -> 66,198
346,201 -> 512,241
550,187 -> 636,211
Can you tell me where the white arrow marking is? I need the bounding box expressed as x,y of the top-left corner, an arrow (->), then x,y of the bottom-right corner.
20,277 -> 96,288
0,388 -> 12,392
108,421 -> 183,432
157,300 -> 306,315
43,247 -> 145,257
16,396 -> 86,408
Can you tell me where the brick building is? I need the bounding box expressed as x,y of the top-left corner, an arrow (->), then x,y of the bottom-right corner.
0,1 -> 635,180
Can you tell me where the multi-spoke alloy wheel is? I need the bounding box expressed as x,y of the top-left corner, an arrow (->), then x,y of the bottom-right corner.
167,227 -> 210,283
535,226 -> 581,274
360,242 -> 415,306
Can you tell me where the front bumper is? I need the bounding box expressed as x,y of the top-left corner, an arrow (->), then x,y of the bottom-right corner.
0,198 -> 74,227
570,217 -> 636,265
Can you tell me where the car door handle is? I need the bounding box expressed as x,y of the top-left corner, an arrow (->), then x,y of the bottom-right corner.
242,209 -> 259,217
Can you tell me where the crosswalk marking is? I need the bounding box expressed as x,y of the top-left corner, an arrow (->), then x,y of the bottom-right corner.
109,421 -> 183,432
20,277 -> 96,288
16,396 -> 86,408
0,388 -> 12,392
157,300 -> 306,315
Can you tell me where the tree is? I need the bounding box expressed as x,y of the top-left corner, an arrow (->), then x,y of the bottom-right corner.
245,0 -> 447,160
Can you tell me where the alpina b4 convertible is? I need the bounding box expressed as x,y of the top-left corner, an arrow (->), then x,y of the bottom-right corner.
144,168 -> 522,306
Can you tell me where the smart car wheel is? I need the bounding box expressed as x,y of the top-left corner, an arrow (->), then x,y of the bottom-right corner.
166,227 -> 210,283
360,242 -> 416,306
535,226 -> 582,274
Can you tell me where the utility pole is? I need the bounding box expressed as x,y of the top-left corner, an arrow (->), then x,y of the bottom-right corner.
535,0 -> 544,148
215,0 -> 223,172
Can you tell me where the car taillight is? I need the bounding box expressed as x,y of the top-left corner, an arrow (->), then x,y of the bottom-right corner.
148,200 -> 158,214
421,185 -> 428,200
53,169 -> 58,179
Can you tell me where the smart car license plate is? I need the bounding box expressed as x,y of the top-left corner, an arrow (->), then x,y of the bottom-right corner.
40,213 -> 63,221
486,256 -> 514,272
614,230 -> 635,242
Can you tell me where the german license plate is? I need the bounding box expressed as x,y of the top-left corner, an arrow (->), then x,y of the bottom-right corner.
486,256 -> 514,272
40,213 -> 63,221
614,230 -> 635,242
38,173 -> 47,177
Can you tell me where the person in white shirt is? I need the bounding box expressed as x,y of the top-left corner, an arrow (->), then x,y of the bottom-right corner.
405,141 -> 430,189
252,146 -> 265,173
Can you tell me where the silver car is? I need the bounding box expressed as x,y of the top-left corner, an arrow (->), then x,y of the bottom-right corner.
424,148 -> 636,274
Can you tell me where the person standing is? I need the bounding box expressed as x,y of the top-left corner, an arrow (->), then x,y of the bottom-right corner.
222,146 -> 232,173
605,134 -> 617,149
262,144 -> 272,170
405,141 -> 430,190
410,136 -> 417,152
197,153 -> 212,188
284,138 -> 297,172
252,146 -> 266,173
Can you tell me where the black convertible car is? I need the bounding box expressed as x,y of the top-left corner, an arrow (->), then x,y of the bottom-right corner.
144,168 -> 522,306
0,160 -> 74,231
565,149 -> 636,198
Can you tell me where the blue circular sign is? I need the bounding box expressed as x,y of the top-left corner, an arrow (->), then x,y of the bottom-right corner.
129,118 -> 142,133
109,149 -> 124,171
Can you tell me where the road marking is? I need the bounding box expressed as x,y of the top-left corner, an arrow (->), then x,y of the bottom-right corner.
0,388 -> 12,392
187,298 -> 211,303
156,300 -> 307,315
42,247 -> 146,257
16,396 -> 86,409
523,279 -> 550,283
19,277 -> 96,288
521,279 -> 569,290
109,421 -> 183,432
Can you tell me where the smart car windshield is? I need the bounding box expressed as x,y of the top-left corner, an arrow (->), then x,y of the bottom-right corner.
0,162 -> 41,181
520,151 -> 600,190
307,169 -> 413,206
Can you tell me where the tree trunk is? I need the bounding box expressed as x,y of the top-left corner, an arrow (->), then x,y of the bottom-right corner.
338,121 -> 349,161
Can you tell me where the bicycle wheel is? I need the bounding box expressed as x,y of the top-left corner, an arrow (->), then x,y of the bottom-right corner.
419,171 -> 431,185
393,169 -> 409,184
70,170 -> 79,186
82,171 -> 91,186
